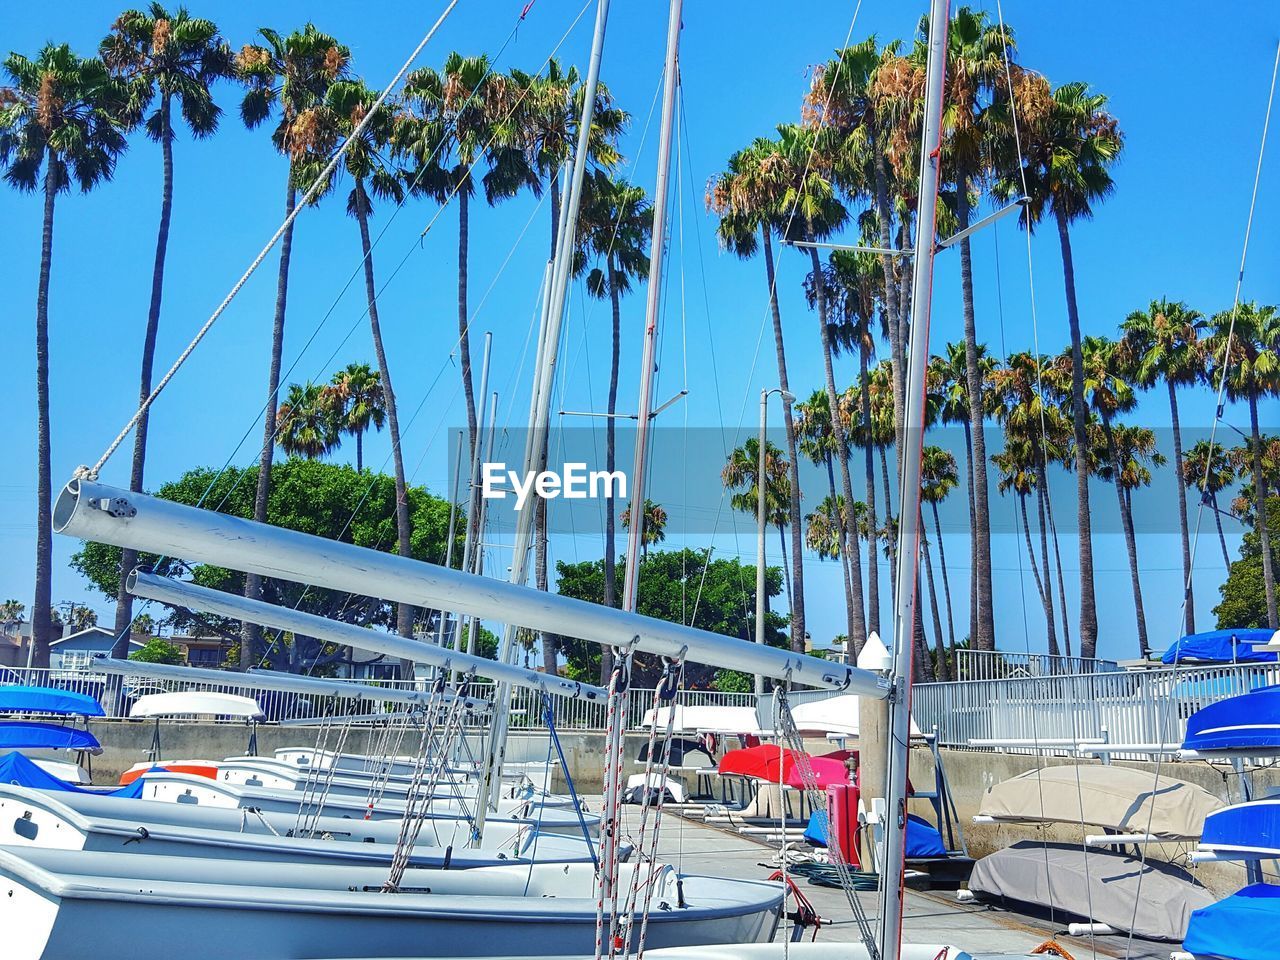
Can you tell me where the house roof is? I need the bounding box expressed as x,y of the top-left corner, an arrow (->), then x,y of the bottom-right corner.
51,627 -> 143,648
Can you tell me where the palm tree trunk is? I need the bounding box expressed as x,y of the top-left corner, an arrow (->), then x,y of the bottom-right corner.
1045,487 -> 1073,656
880,445 -> 896,591
113,94 -> 175,659
1020,492 -> 1058,656
600,261 -> 623,686
1168,382 -> 1194,633
458,186 -> 478,495
960,418 -> 977,647
355,431 -> 363,473
922,526 -> 949,680
1033,459 -> 1058,655
955,169 -> 995,651
1213,491 -> 1232,571
777,523 -> 793,617
914,579 -> 935,683
241,180 -> 296,670
808,242 -> 866,648
539,169 -> 563,680
1102,417 -> 1148,655
31,158 -> 59,669
355,182 -> 415,659
761,228 -> 806,653
871,141 -> 904,454
826,457 -> 857,649
929,501 -> 957,658
860,346 -> 880,635
1248,393 -> 1279,627
1055,205 -> 1098,656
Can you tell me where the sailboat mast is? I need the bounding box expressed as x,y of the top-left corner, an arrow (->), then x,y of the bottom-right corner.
878,0 -> 949,955
476,0 -> 613,829
620,0 -> 682,611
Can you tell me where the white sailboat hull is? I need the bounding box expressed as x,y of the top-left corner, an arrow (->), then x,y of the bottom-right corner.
137,771 -> 598,836
0,847 -> 780,960
0,785 -> 598,866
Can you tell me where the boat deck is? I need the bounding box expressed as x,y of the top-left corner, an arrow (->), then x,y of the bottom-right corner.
650,807 -> 1170,960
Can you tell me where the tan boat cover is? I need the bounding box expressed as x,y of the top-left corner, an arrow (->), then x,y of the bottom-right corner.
977,764 -> 1222,839
969,840 -> 1215,941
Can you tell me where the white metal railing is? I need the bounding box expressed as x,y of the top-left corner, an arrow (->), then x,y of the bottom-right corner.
951,648 -> 1122,682
913,660 -> 1280,760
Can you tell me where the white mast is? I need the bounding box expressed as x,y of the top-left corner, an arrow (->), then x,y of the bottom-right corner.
878,0 -> 949,956
477,0 -> 614,824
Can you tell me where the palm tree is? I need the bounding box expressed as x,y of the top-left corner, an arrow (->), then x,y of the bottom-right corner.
1229,437 -> 1280,524
1,44 -> 128,669
101,4 -> 235,658
0,601 -> 25,630
1120,299 -> 1205,632
992,439 -> 1059,656
930,6 -> 1016,653
804,249 -> 884,634
723,438 -> 796,645
276,381 -> 339,458
1184,439 -> 1238,571
573,169 -> 650,624
795,390 -> 857,635
302,77 -> 417,644
620,500 -> 666,561
397,54 -> 535,468
805,494 -> 846,561
920,445 -> 960,667
1208,302 -> 1280,628
709,138 -> 811,657
996,79 -> 1123,658
237,24 -> 349,668
1068,336 -> 1152,654
328,362 -> 384,472
752,124 -> 867,650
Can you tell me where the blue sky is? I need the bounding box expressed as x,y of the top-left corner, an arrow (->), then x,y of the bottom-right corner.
1,0 -> 1277,663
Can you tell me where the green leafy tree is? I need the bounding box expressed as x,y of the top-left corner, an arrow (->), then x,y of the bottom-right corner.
1184,439 -> 1238,571
130,637 -> 184,664
100,4 -> 235,658
1,44 -> 129,668
71,460 -> 458,673
1216,497 -> 1280,630
236,24 -> 350,667
554,549 -> 785,687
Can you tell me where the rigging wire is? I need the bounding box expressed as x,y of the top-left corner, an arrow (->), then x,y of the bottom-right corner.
1119,37 -> 1280,960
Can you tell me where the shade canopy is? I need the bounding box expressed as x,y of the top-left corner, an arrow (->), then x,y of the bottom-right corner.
130,691 -> 265,721
1183,884 -> 1280,960
0,685 -> 103,717
978,764 -> 1221,839
1183,687 -> 1280,753
789,695 -> 923,739
969,840 -> 1213,941
638,705 -> 763,734
0,722 -> 102,755
1161,627 -> 1280,664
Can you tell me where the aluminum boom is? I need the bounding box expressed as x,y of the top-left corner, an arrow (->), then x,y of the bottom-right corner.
56,479 -> 882,695
87,657 -> 487,712
127,570 -> 604,701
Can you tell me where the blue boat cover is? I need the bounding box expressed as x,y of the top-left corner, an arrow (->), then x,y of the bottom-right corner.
1183,688 -> 1280,752
1161,628 -> 1279,664
1183,884 -> 1280,960
0,722 -> 101,753
0,685 -> 104,717
1201,802 -> 1280,856
802,811 -> 946,858
0,751 -> 143,798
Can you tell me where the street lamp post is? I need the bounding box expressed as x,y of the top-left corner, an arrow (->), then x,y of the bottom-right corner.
755,387 -> 795,696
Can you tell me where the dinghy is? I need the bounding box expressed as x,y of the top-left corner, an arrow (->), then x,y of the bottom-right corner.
136,770 -> 599,835
0,846 -> 780,960
0,783 -> 598,866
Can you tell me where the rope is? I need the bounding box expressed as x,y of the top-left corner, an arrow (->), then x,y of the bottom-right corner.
80,0 -> 462,480
594,651 -> 631,960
